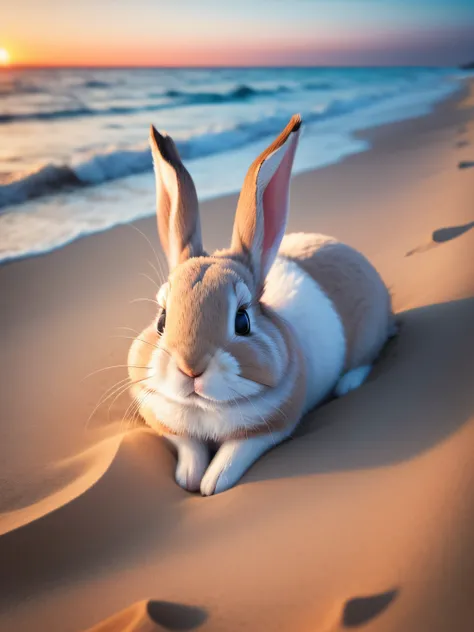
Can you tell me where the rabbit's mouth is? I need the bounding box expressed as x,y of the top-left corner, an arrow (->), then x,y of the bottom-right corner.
186,390 -> 225,404
145,385 -> 232,410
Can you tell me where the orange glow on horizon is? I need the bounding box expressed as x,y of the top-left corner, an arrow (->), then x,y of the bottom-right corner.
2,25 -> 467,69
3,21 -> 411,69
0,35 -> 392,69
0,48 -> 10,66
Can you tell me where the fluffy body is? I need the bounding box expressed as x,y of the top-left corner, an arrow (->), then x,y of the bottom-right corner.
128,116 -> 393,495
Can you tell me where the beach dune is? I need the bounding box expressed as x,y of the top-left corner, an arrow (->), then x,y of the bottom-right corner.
0,80 -> 473,632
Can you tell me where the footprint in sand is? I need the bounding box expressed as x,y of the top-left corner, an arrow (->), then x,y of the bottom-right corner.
342,589 -> 398,627
458,160 -> 474,169
405,221 -> 474,257
146,601 -> 208,630
87,600 -> 207,631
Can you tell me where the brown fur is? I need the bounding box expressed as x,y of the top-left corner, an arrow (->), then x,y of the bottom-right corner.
130,118 -> 310,442
128,249 -> 303,438
150,126 -> 204,269
130,115 -> 391,447
128,301 -> 306,440
162,257 -> 256,376
278,233 -> 393,370
257,304 -> 307,432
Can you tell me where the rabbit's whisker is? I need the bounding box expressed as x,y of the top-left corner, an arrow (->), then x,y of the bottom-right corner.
112,335 -> 161,351
88,376 -> 131,418
130,297 -> 159,307
115,326 -> 142,334
107,374 -> 155,425
128,224 -> 166,283
86,374 -> 151,430
133,389 -> 155,428
158,346 -> 172,359
82,364 -> 152,381
139,272 -> 161,290
85,377 -> 130,430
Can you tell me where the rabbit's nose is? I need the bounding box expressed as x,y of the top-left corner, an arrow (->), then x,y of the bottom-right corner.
175,355 -> 210,379
178,365 -> 204,379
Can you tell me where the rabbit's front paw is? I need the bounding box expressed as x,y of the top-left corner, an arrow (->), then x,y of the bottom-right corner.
334,365 -> 372,397
176,455 -> 208,492
167,436 -> 210,492
200,458 -> 231,496
200,440 -> 247,496
200,435 -> 281,496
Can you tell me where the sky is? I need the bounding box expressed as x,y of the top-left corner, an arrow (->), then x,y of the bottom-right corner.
1,0 -> 473,67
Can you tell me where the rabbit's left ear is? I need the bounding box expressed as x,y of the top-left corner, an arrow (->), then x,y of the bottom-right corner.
231,114 -> 301,285
150,125 -> 204,270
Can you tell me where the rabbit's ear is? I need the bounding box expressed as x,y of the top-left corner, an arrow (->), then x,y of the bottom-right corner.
231,114 -> 301,285
150,125 -> 204,270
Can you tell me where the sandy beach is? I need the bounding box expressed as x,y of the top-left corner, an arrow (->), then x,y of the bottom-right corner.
0,77 -> 473,631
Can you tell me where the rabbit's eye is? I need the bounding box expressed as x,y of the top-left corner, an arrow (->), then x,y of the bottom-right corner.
235,309 -> 251,336
157,309 -> 166,335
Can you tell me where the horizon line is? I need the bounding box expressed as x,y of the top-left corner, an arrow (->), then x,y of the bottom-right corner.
0,62 -> 462,70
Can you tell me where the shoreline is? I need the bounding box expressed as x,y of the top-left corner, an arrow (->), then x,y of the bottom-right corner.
356,75 -> 470,146
0,73 -> 468,266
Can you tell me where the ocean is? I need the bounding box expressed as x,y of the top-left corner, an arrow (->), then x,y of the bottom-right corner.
0,66 -> 467,263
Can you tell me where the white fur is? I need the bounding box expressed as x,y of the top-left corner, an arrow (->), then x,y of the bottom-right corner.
144,380 -> 295,441
145,345 -> 296,440
194,349 -> 263,401
334,365 -> 372,397
157,282 -> 169,307
166,435 -> 210,492
262,256 -> 346,413
235,281 -> 252,307
200,423 -> 296,496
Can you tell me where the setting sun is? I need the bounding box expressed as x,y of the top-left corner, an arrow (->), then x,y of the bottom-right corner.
0,48 -> 10,66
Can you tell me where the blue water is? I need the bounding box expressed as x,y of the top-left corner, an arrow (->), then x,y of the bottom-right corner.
0,67 -> 467,263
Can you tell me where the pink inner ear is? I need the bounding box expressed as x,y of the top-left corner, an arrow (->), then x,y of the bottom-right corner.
262,136 -> 298,265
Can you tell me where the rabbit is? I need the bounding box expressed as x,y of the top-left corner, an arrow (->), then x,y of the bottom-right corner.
128,114 -> 395,496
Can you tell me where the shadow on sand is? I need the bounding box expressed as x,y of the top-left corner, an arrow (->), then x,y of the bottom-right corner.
248,297 -> 474,481
343,589 -> 399,628
406,221 -> 474,256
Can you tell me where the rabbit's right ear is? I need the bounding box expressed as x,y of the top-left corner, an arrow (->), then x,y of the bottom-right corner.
231,114 -> 301,288
150,125 -> 204,270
